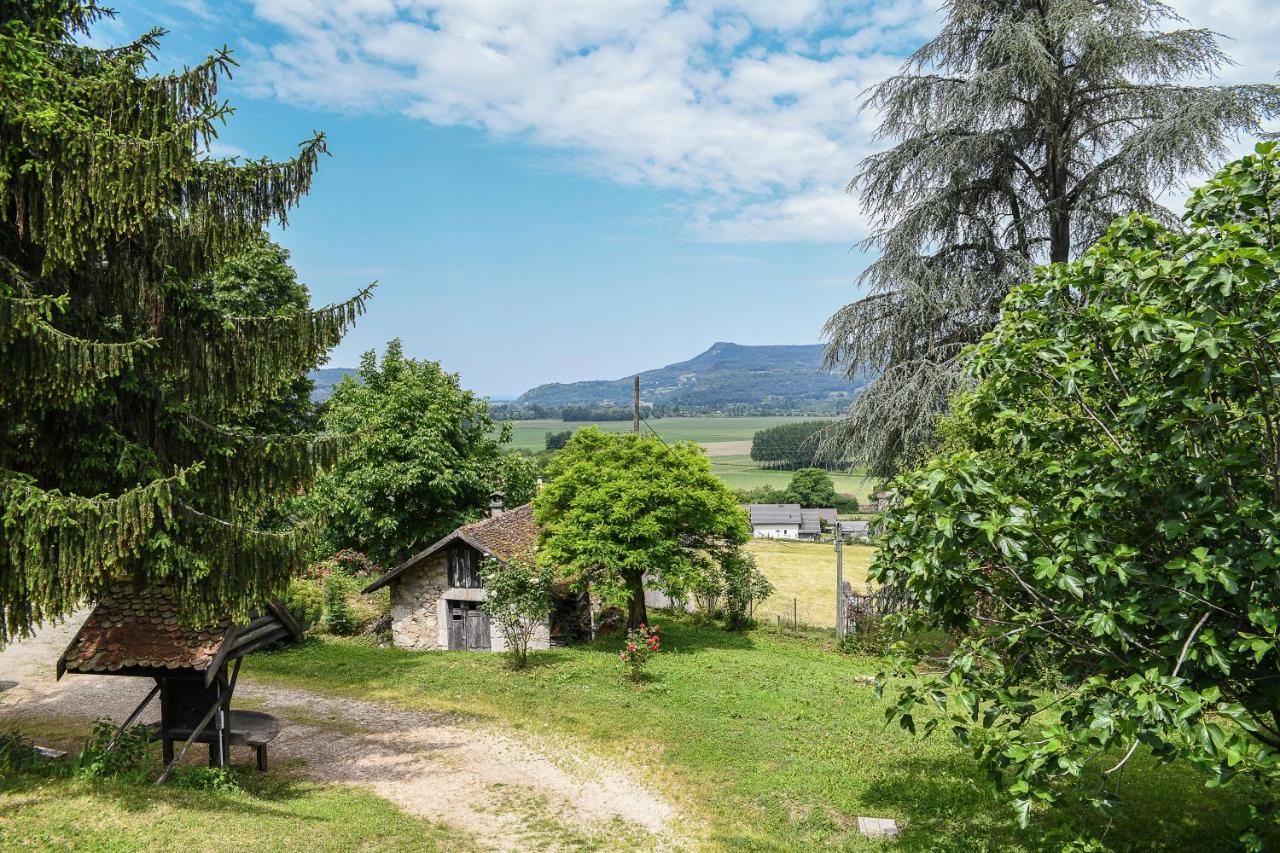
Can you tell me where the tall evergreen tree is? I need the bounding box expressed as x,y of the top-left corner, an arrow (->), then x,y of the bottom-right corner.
0,2 -> 370,640
823,0 -> 1280,476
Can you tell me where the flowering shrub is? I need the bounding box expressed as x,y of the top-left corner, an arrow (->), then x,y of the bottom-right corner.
332,549 -> 381,578
303,549 -> 382,582
618,624 -> 660,681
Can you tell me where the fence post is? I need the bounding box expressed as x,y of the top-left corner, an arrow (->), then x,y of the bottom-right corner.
834,522 -> 844,639
793,597 -> 798,631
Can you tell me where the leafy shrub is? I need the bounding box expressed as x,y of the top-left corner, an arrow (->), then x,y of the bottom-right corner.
619,624 -> 660,682
323,572 -> 357,636
332,549 -> 381,578
480,552 -> 553,669
170,766 -> 240,792
281,578 -> 325,634
0,730 -> 45,776
722,549 -> 773,630
75,720 -> 151,782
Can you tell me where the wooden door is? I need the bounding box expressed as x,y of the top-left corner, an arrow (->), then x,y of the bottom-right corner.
465,607 -> 490,650
447,603 -> 465,650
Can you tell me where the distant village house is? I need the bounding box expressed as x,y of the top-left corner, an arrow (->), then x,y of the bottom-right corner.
742,503 -> 837,540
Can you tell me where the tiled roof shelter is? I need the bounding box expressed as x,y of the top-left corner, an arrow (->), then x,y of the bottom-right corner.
57,581 -> 302,777
58,582 -> 300,685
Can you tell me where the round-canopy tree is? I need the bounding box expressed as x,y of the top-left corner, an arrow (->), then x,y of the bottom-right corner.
307,339 -> 512,567
784,468 -> 840,509
823,0 -> 1280,478
0,4 -> 368,639
875,145 -> 1280,843
535,428 -> 749,628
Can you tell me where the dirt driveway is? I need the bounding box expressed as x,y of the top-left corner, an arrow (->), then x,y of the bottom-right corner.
0,615 -> 680,850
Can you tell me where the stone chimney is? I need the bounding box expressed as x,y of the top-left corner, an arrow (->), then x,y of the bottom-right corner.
489,490 -> 505,518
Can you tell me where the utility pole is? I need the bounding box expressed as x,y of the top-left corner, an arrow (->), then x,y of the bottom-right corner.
633,375 -> 640,434
834,521 -> 844,639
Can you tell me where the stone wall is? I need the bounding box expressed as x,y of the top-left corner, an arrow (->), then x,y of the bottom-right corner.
389,546 -> 556,652
390,551 -> 448,650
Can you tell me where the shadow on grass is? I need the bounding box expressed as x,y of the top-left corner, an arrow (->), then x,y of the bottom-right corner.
583,612 -> 760,657
1,760 -> 328,823
857,750 -> 1270,852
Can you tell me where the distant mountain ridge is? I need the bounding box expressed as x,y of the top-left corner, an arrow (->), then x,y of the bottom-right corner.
309,366 -> 358,402
514,342 -> 865,412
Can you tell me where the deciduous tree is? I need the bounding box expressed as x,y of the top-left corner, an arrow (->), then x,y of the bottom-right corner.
784,468 -> 839,508
824,0 -> 1280,477
535,428 -> 749,628
875,145 -> 1280,845
307,340 -> 508,566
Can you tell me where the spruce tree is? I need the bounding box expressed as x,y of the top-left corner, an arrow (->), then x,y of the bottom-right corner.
823,0 -> 1280,476
0,2 -> 370,640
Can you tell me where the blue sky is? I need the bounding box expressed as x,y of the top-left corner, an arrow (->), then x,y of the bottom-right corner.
100,1 -> 1278,397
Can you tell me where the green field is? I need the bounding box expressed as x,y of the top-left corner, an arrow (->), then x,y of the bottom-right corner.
747,538 -> 875,628
501,416 -> 872,500
501,415 -> 829,451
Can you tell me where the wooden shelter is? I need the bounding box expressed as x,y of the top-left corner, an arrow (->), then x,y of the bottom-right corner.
58,582 -> 301,777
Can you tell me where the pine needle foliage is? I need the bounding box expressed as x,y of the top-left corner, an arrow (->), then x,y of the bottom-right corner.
823,0 -> 1280,477
0,2 -> 369,641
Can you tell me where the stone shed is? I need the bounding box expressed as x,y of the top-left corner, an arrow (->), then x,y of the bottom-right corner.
362,497 -> 588,652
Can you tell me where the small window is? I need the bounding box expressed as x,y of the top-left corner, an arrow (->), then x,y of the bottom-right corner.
447,546 -> 483,588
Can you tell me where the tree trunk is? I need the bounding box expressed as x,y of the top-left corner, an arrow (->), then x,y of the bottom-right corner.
625,571 -> 648,630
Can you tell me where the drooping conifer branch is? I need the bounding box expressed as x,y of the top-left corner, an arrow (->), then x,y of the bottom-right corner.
179,414 -> 347,516
166,504 -> 309,626
0,465 -> 198,643
0,294 -> 158,405
171,282 -> 373,417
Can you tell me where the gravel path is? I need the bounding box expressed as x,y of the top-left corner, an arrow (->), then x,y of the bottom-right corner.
0,614 -> 679,850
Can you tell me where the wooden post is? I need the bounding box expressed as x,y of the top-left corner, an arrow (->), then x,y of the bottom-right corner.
835,522 -> 844,639
793,597 -> 798,631
632,376 -> 640,434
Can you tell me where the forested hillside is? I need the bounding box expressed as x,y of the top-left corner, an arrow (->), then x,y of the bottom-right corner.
514,342 -> 866,413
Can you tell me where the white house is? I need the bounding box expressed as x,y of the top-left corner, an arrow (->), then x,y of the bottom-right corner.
742,504 -> 837,540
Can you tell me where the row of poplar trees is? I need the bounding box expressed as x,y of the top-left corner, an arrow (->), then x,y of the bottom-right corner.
823,0 -> 1280,476
0,2 -> 369,641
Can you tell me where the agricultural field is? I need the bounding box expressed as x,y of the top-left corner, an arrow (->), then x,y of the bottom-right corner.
747,538 -> 875,628
500,416 -> 872,499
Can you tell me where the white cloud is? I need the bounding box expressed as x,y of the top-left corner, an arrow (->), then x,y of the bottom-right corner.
239,0 -> 932,242
234,0 -> 1280,243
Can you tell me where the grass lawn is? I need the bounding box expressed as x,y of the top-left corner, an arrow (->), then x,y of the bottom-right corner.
747,539 -> 874,628
245,618 -> 1267,851
0,769 -> 458,852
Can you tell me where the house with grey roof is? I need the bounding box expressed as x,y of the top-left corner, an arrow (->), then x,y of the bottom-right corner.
742,503 -> 837,540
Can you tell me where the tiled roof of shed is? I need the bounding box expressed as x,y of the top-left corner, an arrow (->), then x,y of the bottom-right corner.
458,503 -> 538,560
362,503 -> 541,593
61,584 -> 230,675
